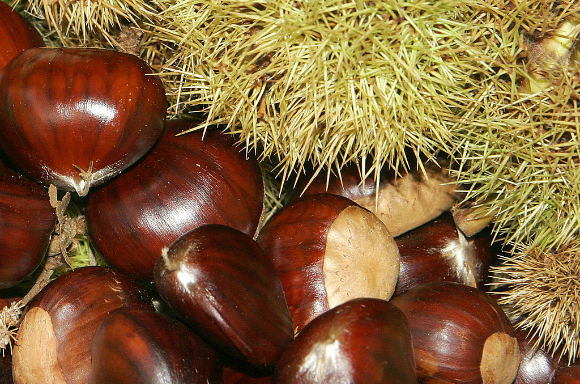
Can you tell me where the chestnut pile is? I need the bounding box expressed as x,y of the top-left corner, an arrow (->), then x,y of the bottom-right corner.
0,4 -> 578,384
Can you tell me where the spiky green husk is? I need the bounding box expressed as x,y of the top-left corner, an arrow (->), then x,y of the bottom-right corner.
451,0 -> 580,251
17,0 -> 579,252
144,0 -> 491,183
12,0 -> 155,49
492,240 -> 580,363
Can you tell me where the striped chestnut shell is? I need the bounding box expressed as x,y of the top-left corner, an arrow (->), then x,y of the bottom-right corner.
0,1 -> 44,73
0,47 -> 167,196
87,120 -> 264,280
0,163 -> 55,289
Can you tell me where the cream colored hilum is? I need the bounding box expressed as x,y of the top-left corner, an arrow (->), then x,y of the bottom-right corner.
323,206 -> 400,309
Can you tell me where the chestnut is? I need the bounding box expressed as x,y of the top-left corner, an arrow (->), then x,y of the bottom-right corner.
222,367 -> 272,384
89,309 -> 223,384
87,120 -> 264,280
552,365 -> 580,384
0,1 -> 44,73
390,282 -> 520,384
513,328 -> 558,384
12,267 -> 154,384
273,298 -> 418,384
296,160 -> 458,237
394,212 -> 495,296
0,163 -> 56,289
0,47 -> 167,196
257,193 -> 400,332
154,224 -> 294,369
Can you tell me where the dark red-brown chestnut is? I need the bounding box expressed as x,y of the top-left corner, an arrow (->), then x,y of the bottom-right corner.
552,365 -> 580,384
87,120 -> 264,281
0,163 -> 55,289
394,212 -> 495,296
88,309 -> 223,384
273,297 -> 418,384
154,224 -> 293,369
513,328 -> 558,384
0,47 -> 166,196
0,2 -> 44,73
12,267 -> 154,384
257,193 -> 400,333
391,282 -> 520,384
296,160 -> 459,237
222,367 -> 272,384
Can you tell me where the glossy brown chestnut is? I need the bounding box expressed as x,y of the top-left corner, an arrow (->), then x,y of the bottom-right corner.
297,160 -> 458,237
552,365 -> 580,384
513,328 -> 558,384
273,297 -> 418,384
391,282 -> 520,384
154,224 -> 293,369
0,47 -> 166,196
222,367 -> 272,384
394,212 -> 495,296
0,2 -> 44,73
89,309 -> 223,384
257,193 -> 400,333
87,120 -> 264,280
0,163 -> 55,289
12,267 -> 154,384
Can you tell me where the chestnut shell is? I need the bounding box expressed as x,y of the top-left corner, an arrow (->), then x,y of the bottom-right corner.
12,266 -> 154,384
513,328 -> 558,384
295,160 -> 457,237
0,47 -> 167,195
0,164 -> 55,289
0,2 -> 44,72
273,298 -> 418,384
257,193 -> 399,333
87,120 -> 264,280
154,224 -> 294,369
394,212 -> 495,296
391,282 -> 520,384
89,309 -> 223,384
552,365 -> 580,384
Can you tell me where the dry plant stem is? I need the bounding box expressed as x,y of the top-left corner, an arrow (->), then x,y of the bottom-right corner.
20,255 -> 66,308
0,301 -> 22,355
0,255 -> 66,354
48,184 -> 73,267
